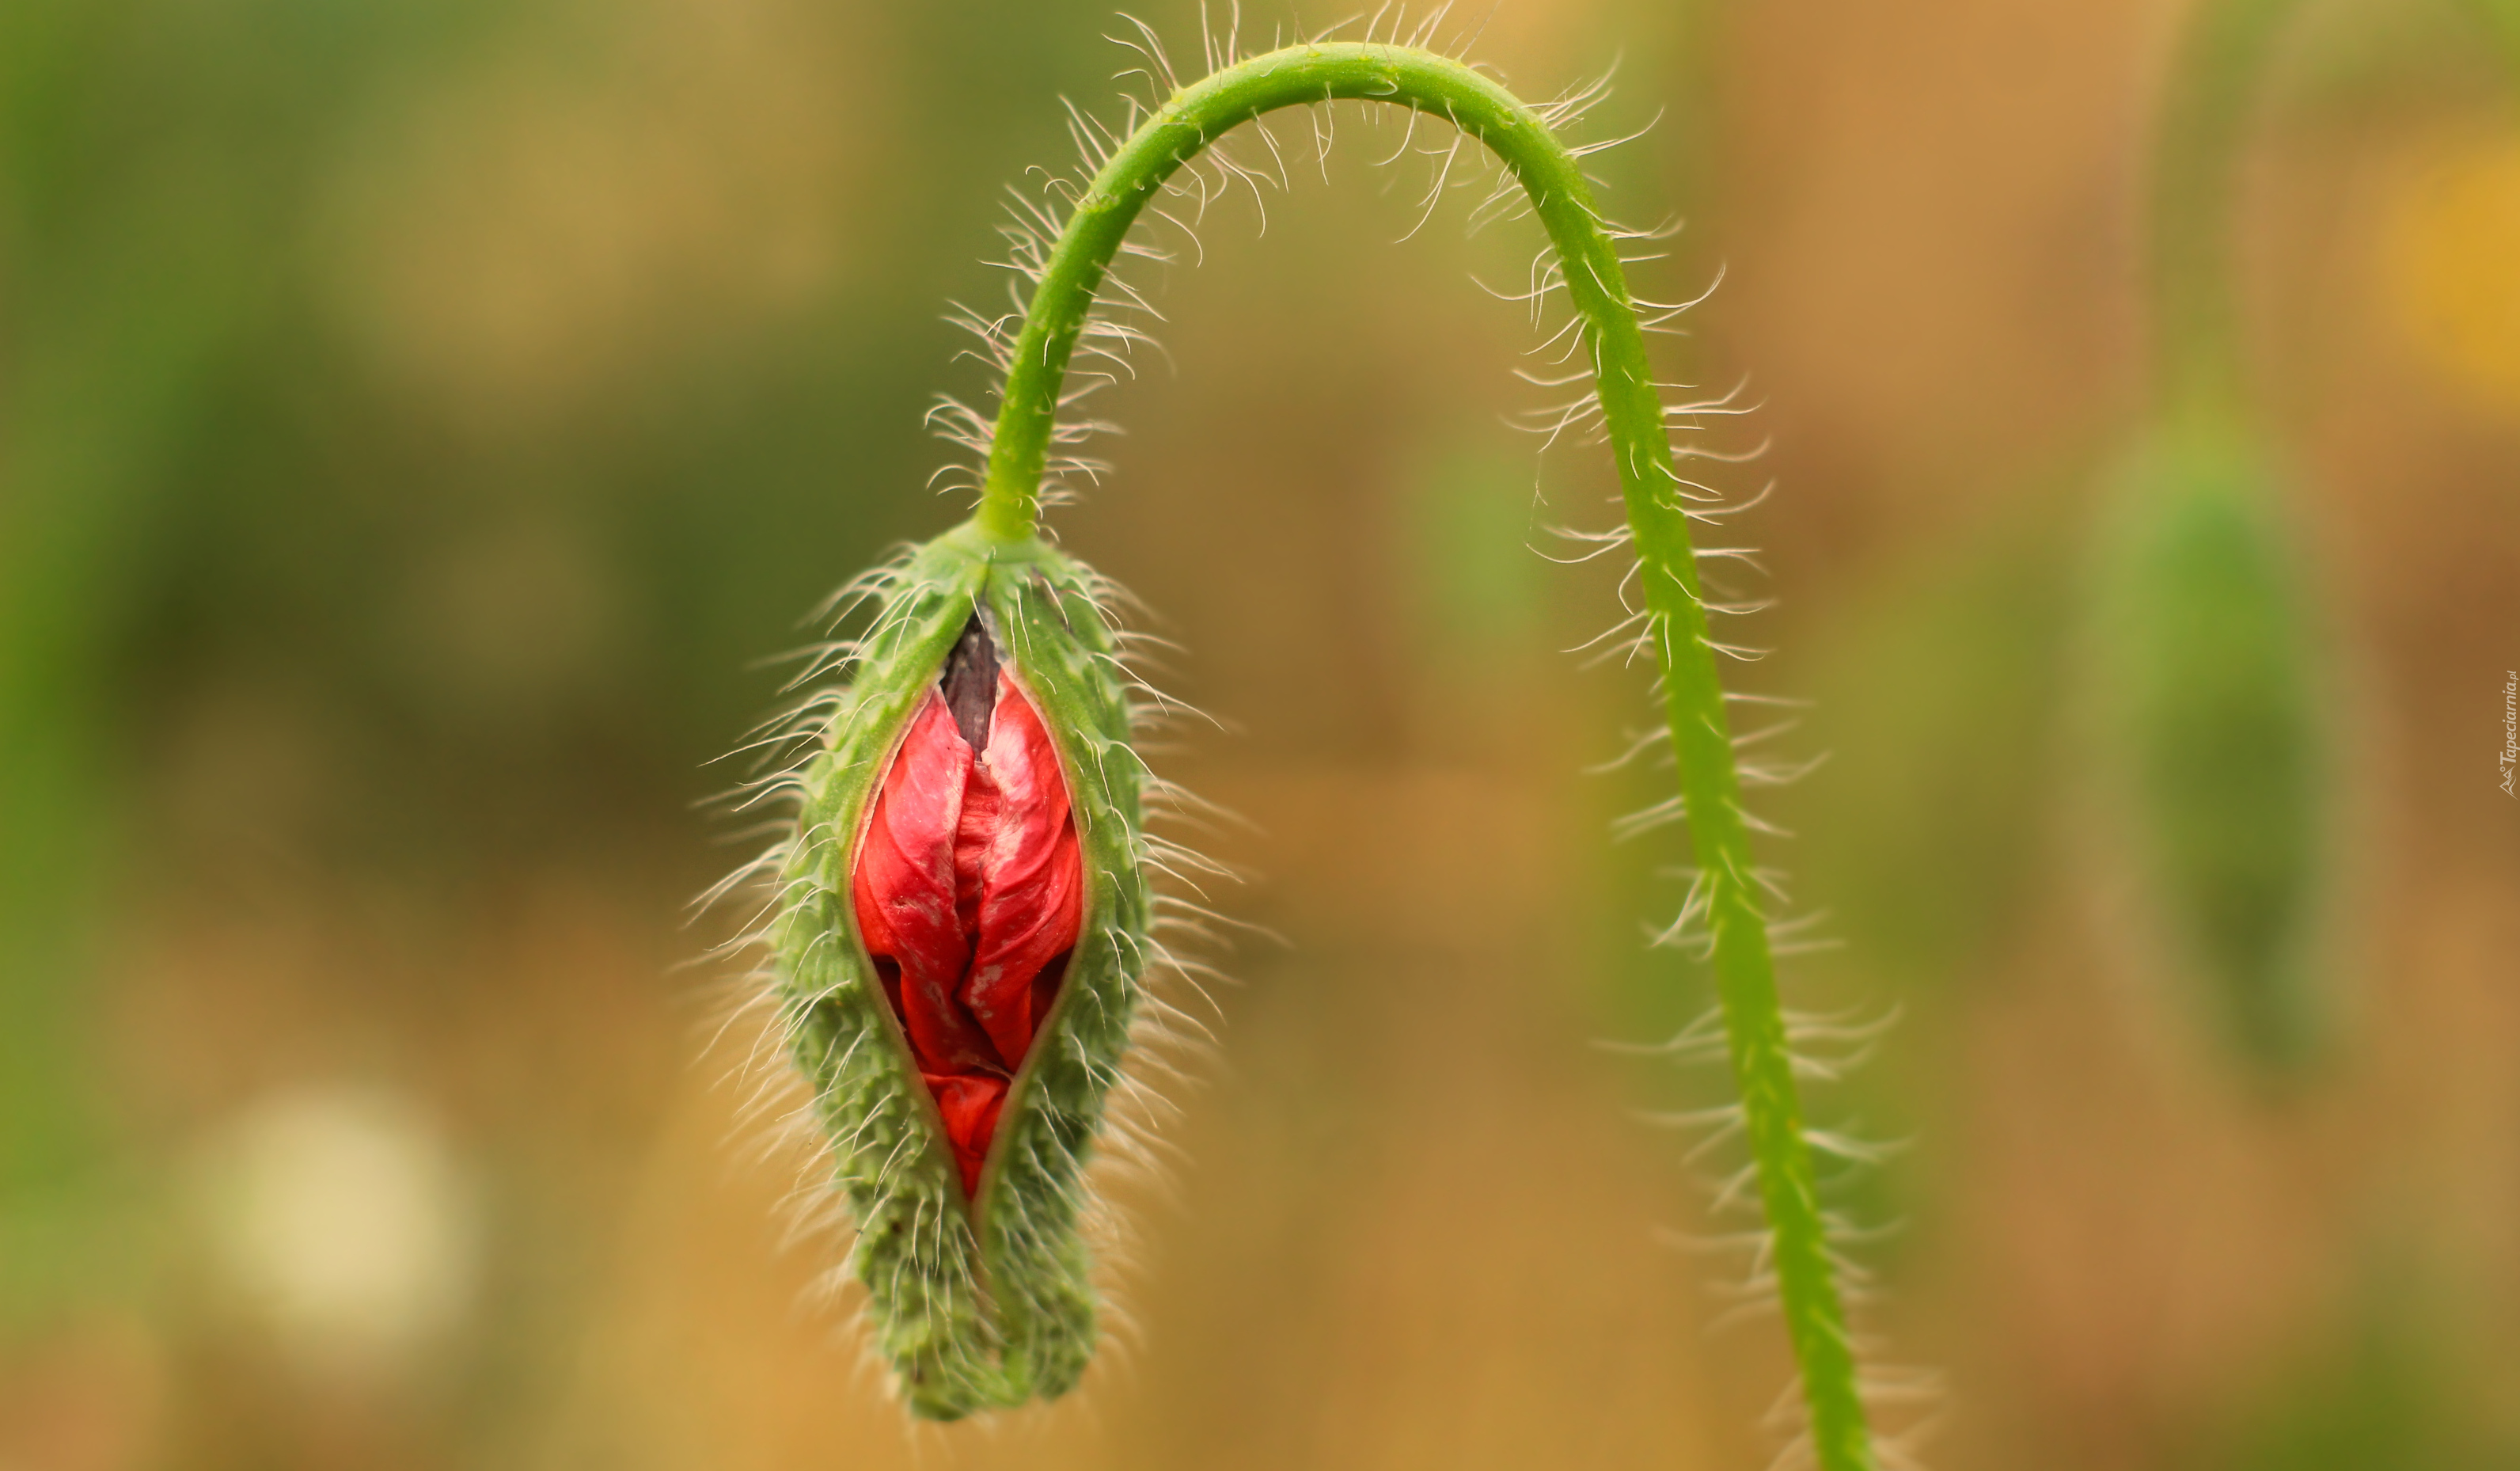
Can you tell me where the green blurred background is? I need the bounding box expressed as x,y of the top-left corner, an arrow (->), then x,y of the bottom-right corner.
3,0 -> 2517,1467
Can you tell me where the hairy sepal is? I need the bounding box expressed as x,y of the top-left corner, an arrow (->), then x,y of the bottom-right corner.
773,522 -> 1146,1418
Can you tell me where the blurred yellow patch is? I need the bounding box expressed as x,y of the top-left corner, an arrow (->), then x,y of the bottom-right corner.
2384,131 -> 2520,418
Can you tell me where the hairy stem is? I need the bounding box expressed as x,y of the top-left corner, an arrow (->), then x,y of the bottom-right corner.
975,42 -> 1873,1470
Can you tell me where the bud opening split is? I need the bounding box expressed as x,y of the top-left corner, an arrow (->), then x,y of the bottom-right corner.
852,616 -> 1085,1199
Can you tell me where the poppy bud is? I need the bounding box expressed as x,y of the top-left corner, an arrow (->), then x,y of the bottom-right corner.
2087,416 -> 2337,1075
764,526 -> 1148,1418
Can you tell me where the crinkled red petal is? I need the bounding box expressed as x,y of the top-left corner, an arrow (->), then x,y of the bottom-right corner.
922,1074 -> 1008,1199
851,675 -> 1086,1201
962,686 -> 1084,1066
853,696 -> 1001,1076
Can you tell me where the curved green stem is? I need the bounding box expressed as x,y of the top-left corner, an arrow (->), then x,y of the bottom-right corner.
977,43 -> 1874,1471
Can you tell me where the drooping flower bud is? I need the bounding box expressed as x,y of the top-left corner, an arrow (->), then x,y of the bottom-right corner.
2086,415 -> 2338,1075
760,525 -> 1149,1419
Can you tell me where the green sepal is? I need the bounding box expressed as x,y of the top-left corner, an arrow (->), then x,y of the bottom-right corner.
769,521 -> 1148,1418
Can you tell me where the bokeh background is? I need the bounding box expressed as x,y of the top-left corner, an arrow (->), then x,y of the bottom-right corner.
3,0 -> 2517,1467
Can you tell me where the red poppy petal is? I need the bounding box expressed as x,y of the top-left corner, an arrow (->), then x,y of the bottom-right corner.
968,821 -> 1082,1059
924,1073 -> 1008,1199
962,676 -> 1087,1066
951,758 -> 1001,940
854,694 -> 1000,1076
853,671 -> 1088,1203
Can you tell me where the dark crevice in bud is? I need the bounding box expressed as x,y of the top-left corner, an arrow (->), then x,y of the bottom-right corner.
871,956 -> 905,1023
1031,948 -> 1072,1043
941,613 -> 1001,751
